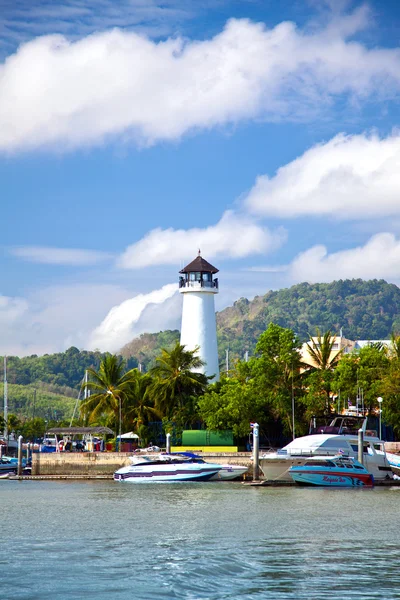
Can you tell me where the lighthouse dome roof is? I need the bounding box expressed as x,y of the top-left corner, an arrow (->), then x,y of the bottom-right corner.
179,255 -> 219,274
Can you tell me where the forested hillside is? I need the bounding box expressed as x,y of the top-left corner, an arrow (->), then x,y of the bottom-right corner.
216,279 -> 400,363
121,279 -> 400,366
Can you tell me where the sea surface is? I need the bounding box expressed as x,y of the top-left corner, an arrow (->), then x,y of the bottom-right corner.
1,480 -> 399,599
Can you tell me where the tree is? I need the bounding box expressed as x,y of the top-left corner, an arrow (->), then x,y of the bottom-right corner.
124,372 -> 160,430
80,354 -> 138,444
149,342 -> 209,422
249,323 -> 305,437
388,332 -> 400,360
332,345 -> 389,414
198,377 -> 269,438
304,328 -> 345,412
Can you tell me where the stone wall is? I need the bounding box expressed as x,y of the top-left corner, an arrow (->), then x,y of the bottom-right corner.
385,442 -> 400,454
32,452 -> 252,476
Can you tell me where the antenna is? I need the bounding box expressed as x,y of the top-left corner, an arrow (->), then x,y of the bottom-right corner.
70,372 -> 86,427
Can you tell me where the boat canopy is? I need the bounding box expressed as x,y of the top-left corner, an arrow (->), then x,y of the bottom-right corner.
46,427 -> 114,435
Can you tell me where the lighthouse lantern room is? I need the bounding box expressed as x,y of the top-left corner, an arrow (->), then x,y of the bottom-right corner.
179,252 -> 220,381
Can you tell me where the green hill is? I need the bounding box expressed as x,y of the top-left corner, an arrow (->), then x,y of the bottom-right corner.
2,279 -> 400,419
121,279 -> 400,367
0,382 -> 76,422
215,278 -> 400,363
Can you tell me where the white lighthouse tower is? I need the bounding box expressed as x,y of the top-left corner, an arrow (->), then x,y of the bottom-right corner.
179,252 -> 220,381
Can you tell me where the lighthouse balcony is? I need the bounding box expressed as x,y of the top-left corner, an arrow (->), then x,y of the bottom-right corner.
179,278 -> 219,290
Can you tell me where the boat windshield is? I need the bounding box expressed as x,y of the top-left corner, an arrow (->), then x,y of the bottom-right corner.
309,415 -> 365,435
304,460 -> 336,467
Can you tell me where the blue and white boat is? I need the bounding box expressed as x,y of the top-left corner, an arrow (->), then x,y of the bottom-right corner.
289,455 -> 374,487
114,454 -> 222,483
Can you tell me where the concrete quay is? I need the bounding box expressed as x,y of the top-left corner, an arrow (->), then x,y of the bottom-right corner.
31,451 -> 252,477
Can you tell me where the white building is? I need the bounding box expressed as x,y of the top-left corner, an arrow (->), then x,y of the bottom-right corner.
179,253 -> 220,381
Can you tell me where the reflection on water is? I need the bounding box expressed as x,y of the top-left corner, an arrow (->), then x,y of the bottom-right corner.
1,481 -> 399,599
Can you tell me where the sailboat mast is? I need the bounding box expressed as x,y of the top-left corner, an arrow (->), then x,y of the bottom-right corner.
4,356 -> 8,441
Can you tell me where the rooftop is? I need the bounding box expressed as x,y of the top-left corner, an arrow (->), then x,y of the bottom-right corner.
180,254 -> 219,274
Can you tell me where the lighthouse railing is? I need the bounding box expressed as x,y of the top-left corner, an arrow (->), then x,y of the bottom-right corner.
179,279 -> 218,290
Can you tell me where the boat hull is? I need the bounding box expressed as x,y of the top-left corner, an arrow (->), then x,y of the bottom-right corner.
210,465 -> 248,480
290,469 -> 374,487
114,465 -> 220,483
386,452 -> 400,477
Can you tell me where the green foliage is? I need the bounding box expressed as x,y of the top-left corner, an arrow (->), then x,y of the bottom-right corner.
332,346 -> 389,412
80,354 -> 139,433
198,378 -> 266,437
304,328 -> 344,411
149,342 -> 209,424
216,279 -> 400,364
381,358 -> 400,436
199,324 -> 306,439
120,330 -> 180,370
250,324 -> 305,436
1,348 -> 138,395
0,382 -> 75,421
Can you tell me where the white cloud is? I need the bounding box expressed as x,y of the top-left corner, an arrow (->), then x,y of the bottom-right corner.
0,0 -> 200,54
87,283 -> 179,351
118,211 -> 286,269
246,131 -> 400,220
0,283 -> 131,356
10,245 -> 113,266
0,294 -> 29,326
1,13 -> 400,151
289,232 -> 400,283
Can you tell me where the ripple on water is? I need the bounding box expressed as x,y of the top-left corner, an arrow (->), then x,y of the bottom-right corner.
0,482 -> 399,599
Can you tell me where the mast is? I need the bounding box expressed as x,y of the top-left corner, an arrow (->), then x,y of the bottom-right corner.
3,356 -> 8,441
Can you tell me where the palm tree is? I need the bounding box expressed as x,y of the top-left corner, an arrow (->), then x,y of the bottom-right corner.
389,332 -> 400,359
80,354 -> 138,448
149,342 -> 209,421
124,372 -> 161,429
306,328 -> 344,370
305,328 -> 345,412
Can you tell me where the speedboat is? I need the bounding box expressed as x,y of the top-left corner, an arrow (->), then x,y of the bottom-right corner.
0,456 -> 29,475
385,452 -> 400,477
211,464 -> 248,481
168,452 -> 248,481
260,414 -> 393,482
0,456 -> 20,474
290,455 -> 374,487
114,454 -> 222,483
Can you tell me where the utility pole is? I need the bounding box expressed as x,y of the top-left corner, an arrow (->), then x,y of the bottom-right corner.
226,348 -> 229,376
3,356 -> 8,442
32,388 -> 36,420
291,362 -> 295,440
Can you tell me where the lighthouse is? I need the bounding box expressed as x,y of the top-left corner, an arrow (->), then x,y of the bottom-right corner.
179,252 -> 220,381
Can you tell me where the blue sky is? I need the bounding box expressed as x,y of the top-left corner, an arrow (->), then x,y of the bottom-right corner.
1,0 -> 400,356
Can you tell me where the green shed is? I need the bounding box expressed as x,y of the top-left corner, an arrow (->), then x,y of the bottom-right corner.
181,430 -> 234,446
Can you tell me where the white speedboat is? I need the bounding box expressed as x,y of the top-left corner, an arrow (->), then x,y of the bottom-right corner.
210,464 -> 248,481
167,452 -> 248,481
385,452 -> 400,477
114,454 -> 222,483
260,415 -> 393,482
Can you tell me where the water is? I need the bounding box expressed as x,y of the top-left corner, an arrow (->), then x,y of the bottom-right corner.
1,480 -> 400,599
